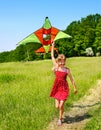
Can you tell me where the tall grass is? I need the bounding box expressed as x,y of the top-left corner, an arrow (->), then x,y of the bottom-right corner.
0,57 -> 101,130
84,105 -> 101,130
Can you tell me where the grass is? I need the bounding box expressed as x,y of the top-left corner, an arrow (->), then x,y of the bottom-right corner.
0,57 -> 101,130
84,105 -> 101,130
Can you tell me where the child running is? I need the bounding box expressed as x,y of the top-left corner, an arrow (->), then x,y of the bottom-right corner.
50,41 -> 77,126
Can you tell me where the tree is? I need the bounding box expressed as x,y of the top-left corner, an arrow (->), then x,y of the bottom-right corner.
0,51 -> 10,62
94,18 -> 101,55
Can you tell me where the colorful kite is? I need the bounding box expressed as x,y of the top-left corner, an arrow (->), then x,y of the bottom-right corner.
18,17 -> 71,53
35,46 -> 57,53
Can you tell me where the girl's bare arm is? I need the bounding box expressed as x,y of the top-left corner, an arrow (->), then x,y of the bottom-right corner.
51,41 -> 57,67
68,69 -> 77,94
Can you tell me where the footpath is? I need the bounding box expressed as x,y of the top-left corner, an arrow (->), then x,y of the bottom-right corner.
46,80 -> 101,130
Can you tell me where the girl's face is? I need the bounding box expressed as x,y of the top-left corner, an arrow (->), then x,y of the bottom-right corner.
58,59 -> 66,66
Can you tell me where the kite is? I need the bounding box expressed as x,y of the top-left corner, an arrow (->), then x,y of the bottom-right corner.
18,17 -> 71,53
35,46 -> 57,53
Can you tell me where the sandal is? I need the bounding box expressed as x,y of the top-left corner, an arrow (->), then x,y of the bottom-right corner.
57,119 -> 62,126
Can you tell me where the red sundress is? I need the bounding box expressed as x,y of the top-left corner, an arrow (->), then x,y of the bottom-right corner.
50,69 -> 69,101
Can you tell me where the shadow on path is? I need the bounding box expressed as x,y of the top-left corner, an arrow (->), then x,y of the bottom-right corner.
63,113 -> 92,124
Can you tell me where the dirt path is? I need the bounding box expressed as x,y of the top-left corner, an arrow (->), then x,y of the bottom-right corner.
46,80 -> 101,130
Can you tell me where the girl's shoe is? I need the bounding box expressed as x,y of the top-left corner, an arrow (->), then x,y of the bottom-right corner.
57,119 -> 62,126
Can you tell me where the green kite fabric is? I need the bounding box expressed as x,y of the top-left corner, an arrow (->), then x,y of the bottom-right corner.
54,31 -> 71,41
18,33 -> 41,45
43,17 -> 51,29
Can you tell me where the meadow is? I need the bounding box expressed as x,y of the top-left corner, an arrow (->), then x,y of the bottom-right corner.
0,57 -> 101,130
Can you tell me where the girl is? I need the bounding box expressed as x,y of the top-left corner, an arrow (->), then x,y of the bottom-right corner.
50,41 -> 77,126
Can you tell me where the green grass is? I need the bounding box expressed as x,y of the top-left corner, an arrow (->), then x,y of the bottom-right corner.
84,105 -> 101,130
0,57 -> 101,130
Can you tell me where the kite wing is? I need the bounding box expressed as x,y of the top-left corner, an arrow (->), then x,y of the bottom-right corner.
18,32 -> 41,45
54,31 -> 71,41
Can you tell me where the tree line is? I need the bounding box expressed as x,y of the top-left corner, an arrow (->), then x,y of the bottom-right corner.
0,13 -> 101,63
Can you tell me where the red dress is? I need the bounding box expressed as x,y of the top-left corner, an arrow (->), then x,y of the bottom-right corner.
50,69 -> 69,101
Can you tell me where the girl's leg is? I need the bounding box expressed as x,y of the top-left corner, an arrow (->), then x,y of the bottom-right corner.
55,99 -> 60,109
57,100 -> 65,126
59,100 -> 65,120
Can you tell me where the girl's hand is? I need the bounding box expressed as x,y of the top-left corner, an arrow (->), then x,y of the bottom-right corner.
51,40 -> 55,45
74,88 -> 77,94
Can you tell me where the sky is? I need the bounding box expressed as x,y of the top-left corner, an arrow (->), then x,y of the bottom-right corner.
0,0 -> 101,52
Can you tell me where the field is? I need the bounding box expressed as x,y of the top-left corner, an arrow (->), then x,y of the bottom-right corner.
0,57 -> 101,130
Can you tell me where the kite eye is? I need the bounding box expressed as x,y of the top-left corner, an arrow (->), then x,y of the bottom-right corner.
43,34 -> 51,40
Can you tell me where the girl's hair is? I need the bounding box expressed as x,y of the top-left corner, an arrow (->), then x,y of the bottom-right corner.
57,54 -> 66,63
